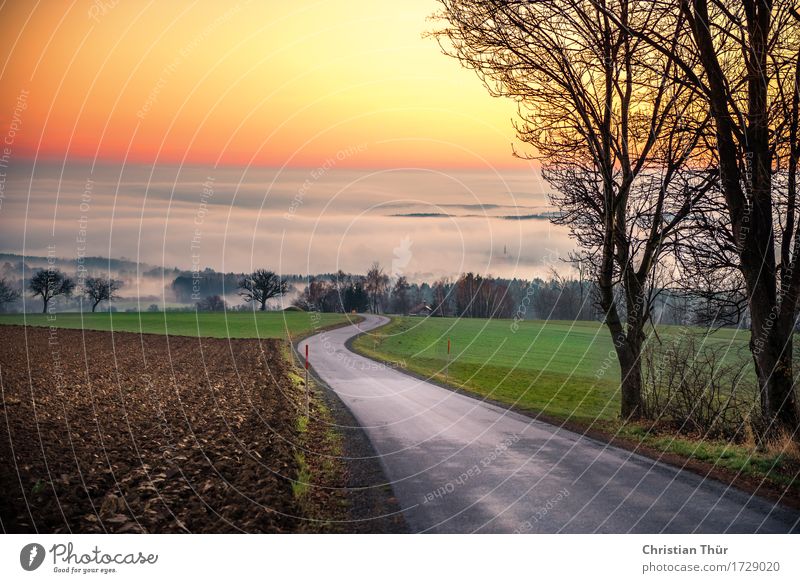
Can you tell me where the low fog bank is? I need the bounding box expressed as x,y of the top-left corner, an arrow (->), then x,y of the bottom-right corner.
0,161 -> 574,285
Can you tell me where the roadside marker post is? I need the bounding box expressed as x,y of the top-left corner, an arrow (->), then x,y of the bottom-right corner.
446,338 -> 451,384
305,344 -> 310,417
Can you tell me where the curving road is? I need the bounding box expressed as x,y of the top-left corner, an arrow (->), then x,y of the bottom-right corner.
302,314 -> 800,533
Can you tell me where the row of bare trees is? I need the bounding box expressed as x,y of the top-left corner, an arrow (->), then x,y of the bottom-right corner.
435,0 -> 800,436
293,271 -> 371,313
0,270 -> 123,313
453,273 -> 516,318
293,261 -> 606,320
294,264 -> 421,315
0,268 -> 290,313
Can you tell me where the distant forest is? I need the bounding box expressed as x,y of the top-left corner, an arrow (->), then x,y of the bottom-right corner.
291,265 -> 723,328
0,253 -> 744,327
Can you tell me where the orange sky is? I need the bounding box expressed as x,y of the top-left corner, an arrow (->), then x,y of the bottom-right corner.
0,0 -> 528,169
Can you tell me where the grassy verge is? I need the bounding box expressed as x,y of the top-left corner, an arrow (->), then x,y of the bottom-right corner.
352,316 -> 799,503
608,422 -> 799,492
284,348 -> 349,531
0,311 -> 350,339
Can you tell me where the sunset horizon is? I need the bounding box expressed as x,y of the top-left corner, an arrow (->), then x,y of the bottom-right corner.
0,1 -> 529,170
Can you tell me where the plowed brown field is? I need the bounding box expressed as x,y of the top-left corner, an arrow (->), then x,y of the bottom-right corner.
0,325 -> 341,533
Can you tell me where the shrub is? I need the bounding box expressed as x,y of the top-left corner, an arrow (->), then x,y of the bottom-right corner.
642,334 -> 751,440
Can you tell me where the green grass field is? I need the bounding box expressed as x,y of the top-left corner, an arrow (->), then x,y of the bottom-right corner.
0,311 -> 351,339
352,317 -> 752,423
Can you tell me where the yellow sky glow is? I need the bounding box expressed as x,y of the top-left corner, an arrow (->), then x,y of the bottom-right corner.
0,0 -> 528,169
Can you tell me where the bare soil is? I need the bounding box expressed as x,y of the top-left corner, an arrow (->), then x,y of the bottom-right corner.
0,325 -> 348,533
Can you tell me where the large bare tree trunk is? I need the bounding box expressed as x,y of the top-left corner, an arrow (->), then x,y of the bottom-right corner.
751,314 -> 799,433
685,0 -> 799,435
599,243 -> 646,420
617,342 -> 644,419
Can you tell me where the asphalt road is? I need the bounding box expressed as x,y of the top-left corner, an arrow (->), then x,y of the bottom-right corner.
302,314 -> 800,533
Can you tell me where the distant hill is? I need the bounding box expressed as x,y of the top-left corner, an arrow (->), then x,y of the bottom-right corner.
0,252 -> 170,274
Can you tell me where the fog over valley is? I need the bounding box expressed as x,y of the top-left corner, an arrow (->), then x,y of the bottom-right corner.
0,161 -> 574,300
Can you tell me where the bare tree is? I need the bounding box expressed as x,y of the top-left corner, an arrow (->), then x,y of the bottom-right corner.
604,0 -> 800,434
569,252 -> 594,320
550,269 -> 580,321
238,269 -> 288,311
430,277 -> 452,317
0,278 -> 20,311
29,269 -> 75,313
294,277 -> 336,312
83,277 -> 122,312
365,262 -> 390,314
454,272 -> 514,318
391,276 -> 411,315
435,0 -> 710,419
196,294 -> 226,311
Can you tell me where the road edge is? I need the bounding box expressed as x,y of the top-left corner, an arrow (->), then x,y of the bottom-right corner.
290,316 -> 408,533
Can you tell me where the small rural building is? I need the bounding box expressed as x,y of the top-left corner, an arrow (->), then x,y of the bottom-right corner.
408,303 -> 432,316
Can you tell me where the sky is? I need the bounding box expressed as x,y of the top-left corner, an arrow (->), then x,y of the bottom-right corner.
0,0 -> 527,168
0,1 -> 572,283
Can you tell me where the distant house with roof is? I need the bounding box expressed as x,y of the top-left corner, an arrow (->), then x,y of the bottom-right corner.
408,303 -> 432,316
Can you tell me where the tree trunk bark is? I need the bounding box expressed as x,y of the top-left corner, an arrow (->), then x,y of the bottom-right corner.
42,298 -> 48,313
617,341 -> 644,420
599,285 -> 645,421
751,324 -> 800,435
259,300 -> 266,311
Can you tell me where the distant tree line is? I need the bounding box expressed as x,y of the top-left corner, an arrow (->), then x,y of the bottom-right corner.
0,259 -> 753,328
171,270 -> 241,303
290,260 -> 702,324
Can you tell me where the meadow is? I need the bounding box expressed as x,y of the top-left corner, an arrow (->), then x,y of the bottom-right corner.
0,311 -> 351,339
352,316 -> 753,423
